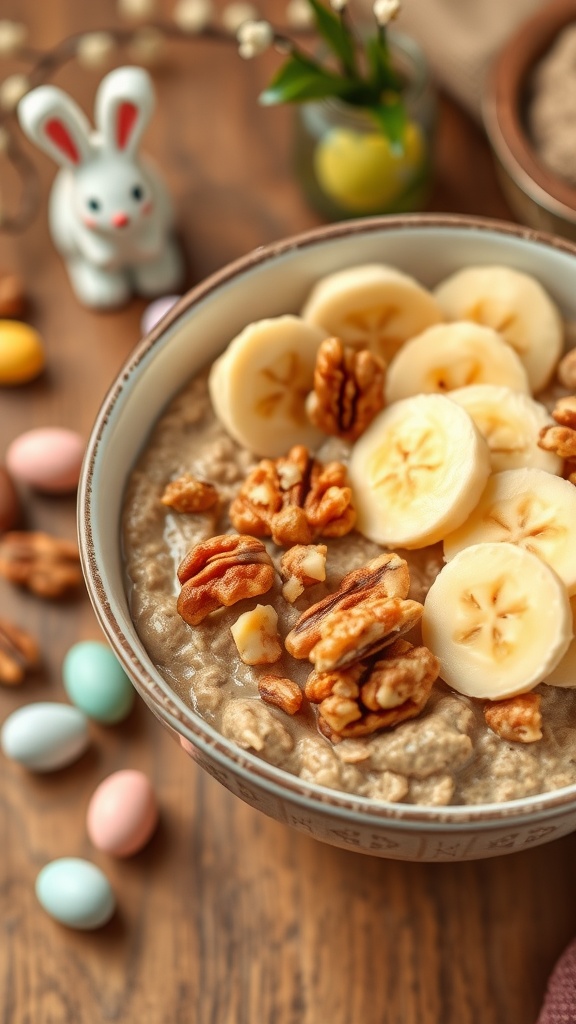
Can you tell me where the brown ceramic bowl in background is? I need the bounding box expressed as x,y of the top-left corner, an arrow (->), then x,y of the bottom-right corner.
483,0 -> 576,238
79,214 -> 576,863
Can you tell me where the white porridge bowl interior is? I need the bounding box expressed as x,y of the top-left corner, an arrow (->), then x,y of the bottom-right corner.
79,213 -> 576,863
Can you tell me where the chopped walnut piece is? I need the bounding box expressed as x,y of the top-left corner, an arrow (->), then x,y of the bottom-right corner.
484,692 -> 542,743
538,424 -> 576,459
161,473 -> 218,513
280,543 -> 327,602
558,349 -> 576,389
552,395 -> 576,430
230,604 -> 282,665
306,337 -> 386,442
285,551 -> 410,659
258,674 -> 303,715
229,445 -> 356,547
306,639 -> 439,742
310,596 -> 424,672
0,617 -> 40,685
177,534 -> 274,626
0,531 -> 82,598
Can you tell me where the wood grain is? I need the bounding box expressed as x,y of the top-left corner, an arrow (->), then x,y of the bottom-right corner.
1,3 -> 575,1023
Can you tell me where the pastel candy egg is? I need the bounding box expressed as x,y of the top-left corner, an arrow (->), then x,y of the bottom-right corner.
0,464 -> 20,532
1,702 -> 89,771
6,427 -> 84,493
140,295 -> 180,336
36,858 -> 116,930
87,769 -> 159,856
63,641 -> 135,723
0,320 -> 44,385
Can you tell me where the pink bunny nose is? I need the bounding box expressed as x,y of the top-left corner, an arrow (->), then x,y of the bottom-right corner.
111,212 -> 130,228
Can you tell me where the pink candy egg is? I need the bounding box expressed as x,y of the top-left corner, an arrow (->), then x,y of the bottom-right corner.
6,427 -> 84,493
86,770 -> 159,857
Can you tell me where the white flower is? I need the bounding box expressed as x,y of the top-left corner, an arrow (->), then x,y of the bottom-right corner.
0,74 -> 29,112
330,0 -> 347,11
373,0 -> 400,26
221,2 -> 257,34
0,21 -> 27,56
285,0 -> 314,29
173,0 -> 213,33
76,32 -> 116,69
237,19 -> 273,59
117,0 -> 156,19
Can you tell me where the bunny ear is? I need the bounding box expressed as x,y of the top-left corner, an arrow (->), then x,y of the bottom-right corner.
94,66 -> 154,156
17,85 -> 92,169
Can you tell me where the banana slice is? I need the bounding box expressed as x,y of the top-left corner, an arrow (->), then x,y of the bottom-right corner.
208,315 -> 328,458
434,265 -> 564,393
385,322 -> 530,404
422,542 -> 573,699
301,263 -> 443,364
448,384 -> 563,475
443,467 -> 576,593
544,597 -> 576,688
348,393 -> 491,549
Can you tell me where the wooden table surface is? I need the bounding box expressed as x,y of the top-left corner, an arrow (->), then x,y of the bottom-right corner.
1,2 -> 575,1022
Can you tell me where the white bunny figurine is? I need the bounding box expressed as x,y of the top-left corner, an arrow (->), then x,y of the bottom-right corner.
18,66 -> 184,309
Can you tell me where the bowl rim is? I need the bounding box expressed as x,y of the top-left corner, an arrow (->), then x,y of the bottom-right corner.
483,0 -> 576,223
79,211 -> 576,828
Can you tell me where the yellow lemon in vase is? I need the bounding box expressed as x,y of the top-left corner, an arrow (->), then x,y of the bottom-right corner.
313,118 -> 427,213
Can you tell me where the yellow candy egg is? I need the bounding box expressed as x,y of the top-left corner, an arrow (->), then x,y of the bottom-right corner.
0,320 -> 45,385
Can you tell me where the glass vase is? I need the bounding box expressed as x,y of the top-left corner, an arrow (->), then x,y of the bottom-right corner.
293,30 -> 437,220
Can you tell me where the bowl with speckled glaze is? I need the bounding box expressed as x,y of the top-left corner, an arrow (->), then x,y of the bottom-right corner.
79,213 -> 576,862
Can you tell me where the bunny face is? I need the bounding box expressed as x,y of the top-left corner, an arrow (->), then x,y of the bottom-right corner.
74,153 -> 156,235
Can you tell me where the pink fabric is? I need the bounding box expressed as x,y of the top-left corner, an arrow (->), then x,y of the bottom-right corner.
538,939 -> 576,1024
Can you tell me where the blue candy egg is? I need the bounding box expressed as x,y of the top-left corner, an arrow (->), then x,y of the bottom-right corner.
63,641 -> 135,724
1,702 -> 89,771
36,858 -> 116,930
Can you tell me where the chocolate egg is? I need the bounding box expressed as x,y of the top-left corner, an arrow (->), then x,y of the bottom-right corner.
0,320 -> 44,385
6,427 -> 84,493
0,464 -> 20,532
87,769 -> 159,856
36,858 -> 116,930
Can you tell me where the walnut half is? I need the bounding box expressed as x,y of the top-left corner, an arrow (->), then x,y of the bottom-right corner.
177,534 -> 274,626
306,337 -> 386,442
484,692 -> 542,743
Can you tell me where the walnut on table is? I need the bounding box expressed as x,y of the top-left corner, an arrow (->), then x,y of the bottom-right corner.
0,531 -> 83,598
306,337 -> 386,442
306,639 -> 440,742
229,445 -> 356,548
177,534 -> 274,626
0,617 -> 40,685
484,692 -> 542,743
161,473 -> 218,513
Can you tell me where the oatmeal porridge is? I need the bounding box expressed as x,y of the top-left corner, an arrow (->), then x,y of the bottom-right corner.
122,262 -> 576,807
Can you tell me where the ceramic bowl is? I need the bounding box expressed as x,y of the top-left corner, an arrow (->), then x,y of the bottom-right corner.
483,0 -> 576,239
79,213 -> 576,862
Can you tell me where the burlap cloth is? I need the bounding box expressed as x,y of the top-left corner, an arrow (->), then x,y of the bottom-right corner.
393,0 -> 543,117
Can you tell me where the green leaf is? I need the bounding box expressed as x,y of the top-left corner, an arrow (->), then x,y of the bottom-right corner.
260,52 -> 355,105
365,34 -> 402,95
368,98 -> 408,151
306,0 -> 357,75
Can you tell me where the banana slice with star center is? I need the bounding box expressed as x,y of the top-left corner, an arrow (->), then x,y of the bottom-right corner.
443,467 -> 576,594
448,384 -> 563,474
433,264 -> 564,393
385,321 -> 530,404
422,542 -> 573,699
301,263 -> 443,364
348,393 -> 492,549
208,315 -> 328,458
